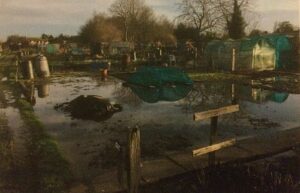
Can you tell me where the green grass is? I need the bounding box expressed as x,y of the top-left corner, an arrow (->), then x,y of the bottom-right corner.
188,72 -> 248,82
16,99 -> 73,193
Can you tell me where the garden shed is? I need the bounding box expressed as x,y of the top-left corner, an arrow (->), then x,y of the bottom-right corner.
205,35 -> 292,71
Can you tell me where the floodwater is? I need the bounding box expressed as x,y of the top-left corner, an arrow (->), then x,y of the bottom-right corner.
0,72 -> 300,192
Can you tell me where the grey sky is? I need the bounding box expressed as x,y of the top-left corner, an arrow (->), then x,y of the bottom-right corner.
0,0 -> 299,40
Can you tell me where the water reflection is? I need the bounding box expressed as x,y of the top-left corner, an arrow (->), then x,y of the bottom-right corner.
185,83 -> 290,113
235,84 -> 289,104
1,69 -> 299,192
18,81 -> 51,106
270,92 -> 289,103
113,86 -> 143,107
126,84 -> 193,103
19,82 -> 36,105
37,82 -> 50,98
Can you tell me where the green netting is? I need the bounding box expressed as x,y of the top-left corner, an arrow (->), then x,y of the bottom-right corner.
128,66 -> 193,87
129,84 -> 193,103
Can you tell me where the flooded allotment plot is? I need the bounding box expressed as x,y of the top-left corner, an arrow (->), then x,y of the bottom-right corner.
0,69 -> 300,193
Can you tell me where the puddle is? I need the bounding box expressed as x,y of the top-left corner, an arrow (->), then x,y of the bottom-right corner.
0,72 -> 300,191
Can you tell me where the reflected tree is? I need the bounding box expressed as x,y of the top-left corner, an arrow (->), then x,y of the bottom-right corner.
113,85 -> 143,107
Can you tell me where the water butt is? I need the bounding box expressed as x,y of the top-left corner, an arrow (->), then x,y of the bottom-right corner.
21,60 -> 34,80
37,83 -> 50,98
35,55 -> 50,78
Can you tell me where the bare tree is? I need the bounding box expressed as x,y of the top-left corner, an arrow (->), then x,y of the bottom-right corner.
177,0 -> 255,37
110,0 -> 145,41
177,0 -> 224,35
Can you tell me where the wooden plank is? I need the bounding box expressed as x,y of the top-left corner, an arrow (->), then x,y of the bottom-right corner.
193,138 -> 237,157
193,105 -> 239,121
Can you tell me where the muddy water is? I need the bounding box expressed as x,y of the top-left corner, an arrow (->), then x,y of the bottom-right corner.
1,72 -> 300,191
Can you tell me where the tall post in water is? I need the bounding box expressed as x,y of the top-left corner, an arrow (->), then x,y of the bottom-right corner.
133,51 -> 137,61
208,117 -> 218,166
232,48 -> 236,72
194,47 -> 198,69
15,59 -> 19,82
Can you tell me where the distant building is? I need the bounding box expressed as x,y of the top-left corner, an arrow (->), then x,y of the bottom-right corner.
109,42 -> 134,55
26,37 -> 48,48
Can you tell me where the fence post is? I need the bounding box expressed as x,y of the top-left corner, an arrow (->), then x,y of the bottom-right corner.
127,127 -> 141,193
15,59 -> 19,82
208,116 -> 218,165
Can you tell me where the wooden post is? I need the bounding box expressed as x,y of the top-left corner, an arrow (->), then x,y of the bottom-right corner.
231,84 -> 237,104
15,59 -> 19,82
194,47 -> 198,69
232,48 -> 236,72
127,127 -> 141,193
193,105 -> 239,161
133,51 -> 137,61
209,116 -> 218,165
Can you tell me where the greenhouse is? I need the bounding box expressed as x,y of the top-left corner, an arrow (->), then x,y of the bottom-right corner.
205,35 -> 293,71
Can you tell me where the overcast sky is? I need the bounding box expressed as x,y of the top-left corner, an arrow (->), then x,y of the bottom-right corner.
0,0 -> 299,40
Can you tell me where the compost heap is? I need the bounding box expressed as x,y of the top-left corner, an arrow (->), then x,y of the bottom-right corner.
55,95 -> 122,122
